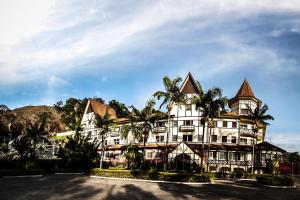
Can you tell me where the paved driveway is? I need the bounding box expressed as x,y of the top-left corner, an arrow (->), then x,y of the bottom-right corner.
0,175 -> 299,200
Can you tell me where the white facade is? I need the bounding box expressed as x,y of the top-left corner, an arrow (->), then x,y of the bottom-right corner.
80,74 -> 284,172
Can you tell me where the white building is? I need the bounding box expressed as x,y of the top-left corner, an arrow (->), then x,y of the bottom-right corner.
81,73 -> 285,172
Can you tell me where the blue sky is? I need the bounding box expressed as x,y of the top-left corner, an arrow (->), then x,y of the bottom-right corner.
0,0 -> 300,152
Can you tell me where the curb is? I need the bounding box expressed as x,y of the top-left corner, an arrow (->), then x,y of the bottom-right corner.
90,175 -> 213,185
2,175 -> 44,178
256,183 -> 296,189
55,173 -> 84,175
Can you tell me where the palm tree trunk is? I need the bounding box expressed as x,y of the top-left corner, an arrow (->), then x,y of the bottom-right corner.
164,110 -> 171,171
200,119 -> 205,173
100,134 -> 104,169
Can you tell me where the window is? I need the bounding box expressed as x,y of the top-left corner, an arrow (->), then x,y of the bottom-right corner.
237,153 -> 245,161
146,152 -> 152,159
213,121 -> 217,128
184,120 -> 193,126
232,122 -> 237,128
240,138 -> 247,145
211,135 -> 217,143
156,136 -> 164,142
222,136 -> 227,143
231,136 -> 236,144
219,152 -> 227,160
183,135 -> 193,142
209,151 -> 217,159
172,135 -> 178,142
240,125 -> 247,129
186,104 -> 192,111
198,135 -> 203,142
173,121 -> 178,127
155,151 -> 160,159
156,122 -> 165,127
241,109 -> 249,115
114,139 -> 120,145
223,121 -> 228,127
229,152 -> 236,160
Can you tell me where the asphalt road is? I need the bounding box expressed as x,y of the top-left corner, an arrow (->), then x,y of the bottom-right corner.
0,175 -> 299,200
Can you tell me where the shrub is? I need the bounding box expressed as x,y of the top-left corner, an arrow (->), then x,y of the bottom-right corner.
256,175 -> 294,186
90,168 -> 211,182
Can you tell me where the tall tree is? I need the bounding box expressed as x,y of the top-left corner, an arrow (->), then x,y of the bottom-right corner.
94,110 -> 115,169
153,76 -> 185,171
108,99 -> 130,118
25,112 -> 52,155
246,103 -> 274,174
194,87 -> 227,172
132,99 -> 163,165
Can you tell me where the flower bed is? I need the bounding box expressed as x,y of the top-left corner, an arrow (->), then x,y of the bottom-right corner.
90,168 -> 211,183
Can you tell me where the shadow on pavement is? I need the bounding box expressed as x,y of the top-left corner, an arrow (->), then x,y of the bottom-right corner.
157,181 -> 300,200
0,174 -> 102,200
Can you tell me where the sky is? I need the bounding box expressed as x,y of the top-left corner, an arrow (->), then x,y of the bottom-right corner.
0,0 -> 300,152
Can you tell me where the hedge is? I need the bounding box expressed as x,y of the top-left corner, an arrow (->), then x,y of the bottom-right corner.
0,169 -> 45,177
256,175 -> 294,186
90,168 -> 211,183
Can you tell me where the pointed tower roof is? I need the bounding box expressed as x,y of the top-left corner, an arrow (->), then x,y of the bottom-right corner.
234,79 -> 256,98
229,79 -> 261,107
180,72 -> 201,94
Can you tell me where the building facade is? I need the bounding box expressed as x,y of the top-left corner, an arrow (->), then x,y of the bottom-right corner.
81,73 -> 285,173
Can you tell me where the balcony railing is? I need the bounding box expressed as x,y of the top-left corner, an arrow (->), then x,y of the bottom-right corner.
240,129 -> 255,137
208,159 -> 251,166
180,125 -> 195,132
153,126 -> 166,133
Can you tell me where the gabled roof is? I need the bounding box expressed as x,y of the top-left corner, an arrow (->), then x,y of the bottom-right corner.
180,72 -> 201,94
84,99 -> 117,119
235,79 -> 256,98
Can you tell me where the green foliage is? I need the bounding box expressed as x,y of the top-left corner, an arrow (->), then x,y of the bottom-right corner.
108,99 -> 130,118
256,175 -> 294,186
90,168 -> 212,182
123,145 -> 143,169
57,132 -> 100,171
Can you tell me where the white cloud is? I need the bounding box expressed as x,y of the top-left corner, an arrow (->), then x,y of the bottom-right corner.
1,0 -> 300,86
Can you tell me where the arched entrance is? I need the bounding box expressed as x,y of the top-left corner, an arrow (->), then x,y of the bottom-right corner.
175,153 -> 191,171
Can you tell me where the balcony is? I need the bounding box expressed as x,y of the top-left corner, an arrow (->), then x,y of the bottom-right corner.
180,125 -> 195,132
153,126 -> 166,133
240,129 -> 255,137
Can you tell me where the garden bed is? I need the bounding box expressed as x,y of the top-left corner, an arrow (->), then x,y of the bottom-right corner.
90,168 -> 211,183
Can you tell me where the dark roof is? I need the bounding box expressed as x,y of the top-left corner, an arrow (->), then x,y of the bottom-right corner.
255,142 -> 286,153
180,72 -> 201,94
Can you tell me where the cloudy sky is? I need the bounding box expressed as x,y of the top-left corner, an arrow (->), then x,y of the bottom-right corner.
1,0 -> 300,152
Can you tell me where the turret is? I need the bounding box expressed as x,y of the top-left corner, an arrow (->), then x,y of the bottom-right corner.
228,79 -> 261,115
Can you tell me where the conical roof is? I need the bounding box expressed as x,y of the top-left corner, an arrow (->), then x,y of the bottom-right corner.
234,79 -> 256,98
180,72 -> 201,94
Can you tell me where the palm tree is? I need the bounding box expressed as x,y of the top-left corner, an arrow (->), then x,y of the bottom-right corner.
131,99 -> 162,166
94,110 -> 115,169
246,103 -> 274,174
120,106 -> 143,169
194,87 -> 227,172
153,76 -> 185,171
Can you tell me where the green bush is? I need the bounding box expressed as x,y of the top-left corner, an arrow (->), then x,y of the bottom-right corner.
90,168 -> 211,182
256,175 -> 294,186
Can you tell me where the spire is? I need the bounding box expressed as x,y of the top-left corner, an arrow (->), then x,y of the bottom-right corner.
180,72 -> 201,94
234,79 -> 256,98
